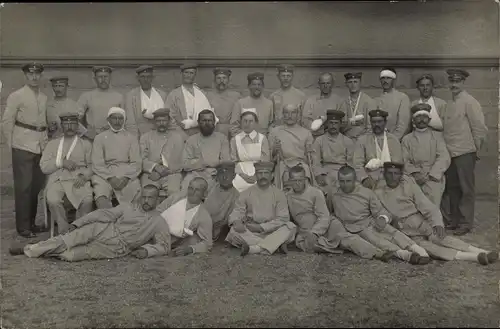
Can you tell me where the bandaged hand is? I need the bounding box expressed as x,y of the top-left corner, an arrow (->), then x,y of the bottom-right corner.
310,118 -> 324,131
374,215 -> 389,231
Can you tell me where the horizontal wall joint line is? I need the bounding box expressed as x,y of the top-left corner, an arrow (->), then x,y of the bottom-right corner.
1,56 -> 499,68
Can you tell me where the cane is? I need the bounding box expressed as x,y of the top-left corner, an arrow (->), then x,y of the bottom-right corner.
274,138 -> 284,190
305,144 -> 317,187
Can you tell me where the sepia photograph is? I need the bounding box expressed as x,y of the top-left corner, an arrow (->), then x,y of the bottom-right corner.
0,1 -> 499,327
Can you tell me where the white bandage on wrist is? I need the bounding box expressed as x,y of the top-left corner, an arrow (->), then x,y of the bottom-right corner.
379,215 -> 390,224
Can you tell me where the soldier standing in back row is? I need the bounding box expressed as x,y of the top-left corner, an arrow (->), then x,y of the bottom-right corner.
1,62 -> 48,238
46,76 -> 84,140
441,69 -> 488,236
77,66 -> 124,140
270,64 -> 306,127
206,67 -> 241,139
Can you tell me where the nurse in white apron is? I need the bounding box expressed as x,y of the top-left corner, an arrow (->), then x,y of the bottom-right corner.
229,108 -> 271,192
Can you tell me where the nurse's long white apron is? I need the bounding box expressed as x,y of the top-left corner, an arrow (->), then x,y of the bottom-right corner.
232,132 -> 264,193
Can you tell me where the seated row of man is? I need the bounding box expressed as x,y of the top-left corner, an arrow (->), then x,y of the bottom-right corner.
41,103 -> 270,235
41,102 -> 443,239
11,160 -> 497,266
227,162 -> 496,266
228,99 -> 448,222
12,160 -> 496,267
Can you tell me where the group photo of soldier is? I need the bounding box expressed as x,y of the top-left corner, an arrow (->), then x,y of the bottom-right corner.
2,61 -> 497,267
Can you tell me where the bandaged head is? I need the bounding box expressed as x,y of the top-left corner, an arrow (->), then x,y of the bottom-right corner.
107,107 -> 126,132
380,68 -> 397,79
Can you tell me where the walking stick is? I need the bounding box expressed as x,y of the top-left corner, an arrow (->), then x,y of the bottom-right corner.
274,137 -> 283,190
305,144 -> 317,187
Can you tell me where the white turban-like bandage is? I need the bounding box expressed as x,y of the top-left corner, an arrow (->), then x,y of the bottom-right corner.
107,107 -> 126,132
380,70 -> 396,79
365,158 -> 383,170
107,107 -> 126,119
412,110 -> 431,118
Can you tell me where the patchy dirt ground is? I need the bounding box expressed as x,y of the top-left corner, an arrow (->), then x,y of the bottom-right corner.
0,194 -> 499,328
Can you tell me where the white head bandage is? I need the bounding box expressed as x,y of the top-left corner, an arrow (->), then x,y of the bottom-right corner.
108,107 -> 126,119
241,108 -> 258,117
107,107 -> 126,132
380,70 -> 396,79
412,110 -> 431,118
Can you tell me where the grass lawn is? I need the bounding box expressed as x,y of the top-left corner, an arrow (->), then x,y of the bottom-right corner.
1,194 -> 499,328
